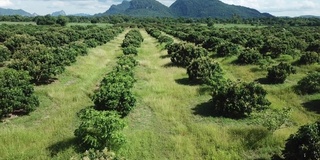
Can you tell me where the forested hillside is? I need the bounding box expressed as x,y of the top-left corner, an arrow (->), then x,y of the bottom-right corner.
170,0 -> 272,18
101,0 -> 271,18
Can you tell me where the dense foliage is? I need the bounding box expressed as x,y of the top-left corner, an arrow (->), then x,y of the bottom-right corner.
0,69 -> 39,118
0,45 -> 10,63
0,24 -> 123,83
168,43 -> 208,67
267,62 -> 296,84
237,48 -> 262,64
121,29 -> 143,48
282,121 -> 320,160
210,81 -> 270,118
186,57 -> 222,83
74,109 -> 126,150
299,51 -> 320,65
296,72 -> 320,94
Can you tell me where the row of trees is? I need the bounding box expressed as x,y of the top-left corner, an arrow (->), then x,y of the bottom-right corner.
156,23 -> 319,86
150,25 -> 320,159
156,23 -> 320,67
162,39 -> 271,118
74,30 -> 143,154
0,24 -> 123,83
145,28 -> 174,48
0,24 -> 123,120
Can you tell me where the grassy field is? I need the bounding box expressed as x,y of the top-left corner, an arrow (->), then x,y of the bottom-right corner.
0,30 -> 128,159
0,28 -> 319,159
117,30 -> 319,159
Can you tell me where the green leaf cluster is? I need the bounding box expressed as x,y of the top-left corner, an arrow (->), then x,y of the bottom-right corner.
0,69 -> 39,118
74,109 -> 126,150
211,81 -> 270,118
282,121 -> 320,160
267,62 -> 296,84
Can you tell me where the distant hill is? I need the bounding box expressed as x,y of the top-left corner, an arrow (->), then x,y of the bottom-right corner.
101,0 -> 172,17
0,8 -> 32,16
169,0 -> 272,18
51,10 -> 66,16
105,0 -> 130,15
100,0 -> 272,18
125,0 -> 172,17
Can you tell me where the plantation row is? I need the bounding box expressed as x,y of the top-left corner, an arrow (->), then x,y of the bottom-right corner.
150,23 -> 320,89
155,23 -> 320,65
74,29 -> 143,158
0,25 -> 123,119
146,27 -> 320,159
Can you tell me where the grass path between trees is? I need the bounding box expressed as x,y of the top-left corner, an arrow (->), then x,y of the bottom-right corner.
118,30 -> 248,159
0,30 -> 128,160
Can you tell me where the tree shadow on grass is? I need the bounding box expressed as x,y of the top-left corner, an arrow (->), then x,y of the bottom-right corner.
34,78 -> 58,86
192,101 -> 213,117
302,99 -> 320,114
47,137 -> 82,157
254,77 -> 273,85
160,54 -> 170,59
175,77 -> 199,86
162,62 -> 176,68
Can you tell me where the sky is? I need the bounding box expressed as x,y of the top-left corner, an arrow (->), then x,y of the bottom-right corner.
0,0 -> 320,17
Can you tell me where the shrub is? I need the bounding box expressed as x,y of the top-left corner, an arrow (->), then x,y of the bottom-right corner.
210,81 -> 270,118
8,44 -> 65,83
282,121 -> 320,160
92,82 -> 136,117
158,35 -> 173,45
116,55 -> 139,72
121,29 -> 143,48
84,39 -> 98,48
202,37 -> 224,51
299,51 -> 320,65
296,72 -> 320,94
68,42 -> 88,56
267,62 -> 296,84
216,42 -> 240,57
146,28 -> 161,39
74,109 -> 126,150
0,45 -> 11,63
187,57 -> 223,83
170,43 -> 208,67
237,48 -> 262,65
122,46 -> 138,55
0,69 -> 39,118
306,40 -> 320,53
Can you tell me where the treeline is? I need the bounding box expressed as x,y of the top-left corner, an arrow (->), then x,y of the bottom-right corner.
168,23 -> 318,82
0,24 -> 123,119
74,30 -> 143,158
1,15 -> 320,26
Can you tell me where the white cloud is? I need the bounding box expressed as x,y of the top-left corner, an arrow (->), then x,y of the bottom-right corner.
0,0 -> 13,7
220,0 -> 320,16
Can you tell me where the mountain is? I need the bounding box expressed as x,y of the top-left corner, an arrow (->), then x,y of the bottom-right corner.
169,0 -> 272,18
125,0 -> 172,17
100,0 -> 272,18
0,8 -> 32,16
105,0 -> 130,15
101,0 -> 172,17
51,10 -> 66,16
